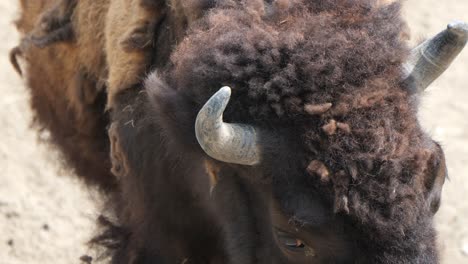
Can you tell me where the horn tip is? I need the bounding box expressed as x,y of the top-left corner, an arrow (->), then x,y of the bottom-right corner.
219,86 -> 232,96
447,21 -> 468,38
215,86 -> 232,102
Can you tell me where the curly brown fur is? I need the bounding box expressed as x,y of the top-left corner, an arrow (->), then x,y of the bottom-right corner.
143,0 -> 443,262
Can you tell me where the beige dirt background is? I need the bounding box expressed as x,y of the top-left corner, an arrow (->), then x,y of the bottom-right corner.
0,1 -> 467,263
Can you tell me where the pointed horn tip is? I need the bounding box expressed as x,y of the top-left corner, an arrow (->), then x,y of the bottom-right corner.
447,21 -> 468,38
209,86 -> 232,105
219,86 -> 232,96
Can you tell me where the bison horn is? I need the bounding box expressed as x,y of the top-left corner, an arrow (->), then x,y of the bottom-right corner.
403,21 -> 468,93
195,86 -> 261,165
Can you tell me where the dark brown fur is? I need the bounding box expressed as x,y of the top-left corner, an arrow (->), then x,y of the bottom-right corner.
13,0 -> 115,190
13,0 -> 447,263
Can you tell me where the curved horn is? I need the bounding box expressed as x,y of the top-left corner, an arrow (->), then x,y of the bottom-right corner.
403,21 -> 468,93
195,87 -> 261,165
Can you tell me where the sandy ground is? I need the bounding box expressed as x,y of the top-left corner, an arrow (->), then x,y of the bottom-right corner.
0,1 -> 467,263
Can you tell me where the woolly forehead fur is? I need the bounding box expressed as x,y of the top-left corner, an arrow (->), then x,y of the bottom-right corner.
169,0 -> 411,120
148,0 -> 442,254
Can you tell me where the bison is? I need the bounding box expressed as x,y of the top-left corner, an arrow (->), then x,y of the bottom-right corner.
11,0 -> 467,263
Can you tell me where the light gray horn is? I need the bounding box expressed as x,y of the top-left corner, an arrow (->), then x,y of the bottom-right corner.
403,21 -> 468,93
195,87 -> 261,165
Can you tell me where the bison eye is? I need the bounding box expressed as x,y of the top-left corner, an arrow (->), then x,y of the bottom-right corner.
275,230 -> 316,257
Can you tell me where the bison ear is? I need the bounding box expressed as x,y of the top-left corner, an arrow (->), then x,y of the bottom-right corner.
424,146 -> 448,215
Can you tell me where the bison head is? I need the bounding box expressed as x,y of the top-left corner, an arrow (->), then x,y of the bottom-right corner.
112,1 -> 466,263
